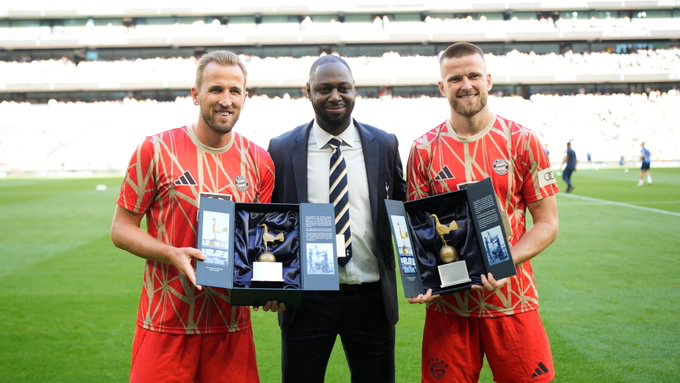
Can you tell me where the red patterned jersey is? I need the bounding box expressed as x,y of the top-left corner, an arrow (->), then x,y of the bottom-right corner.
407,115 -> 558,318
117,126 -> 275,334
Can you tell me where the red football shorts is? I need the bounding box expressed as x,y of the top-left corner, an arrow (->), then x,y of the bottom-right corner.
130,326 -> 260,383
422,309 -> 554,383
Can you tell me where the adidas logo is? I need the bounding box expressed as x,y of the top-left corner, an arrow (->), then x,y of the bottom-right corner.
174,171 -> 196,186
531,362 -> 550,379
434,165 -> 455,181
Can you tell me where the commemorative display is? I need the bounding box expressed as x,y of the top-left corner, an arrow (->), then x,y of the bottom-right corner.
385,178 -> 516,298
195,193 -> 339,306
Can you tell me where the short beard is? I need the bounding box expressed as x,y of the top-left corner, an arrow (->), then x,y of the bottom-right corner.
201,111 -> 234,135
449,92 -> 487,117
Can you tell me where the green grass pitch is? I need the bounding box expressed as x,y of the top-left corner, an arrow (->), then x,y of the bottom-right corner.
1,168 -> 679,382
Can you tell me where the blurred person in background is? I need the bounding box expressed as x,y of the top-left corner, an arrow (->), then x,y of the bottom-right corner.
562,141 -> 577,193
639,141 -> 652,186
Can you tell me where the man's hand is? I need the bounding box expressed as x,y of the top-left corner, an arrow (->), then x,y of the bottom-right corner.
112,205 -> 210,291
407,288 -> 441,304
253,300 -> 287,312
168,247 -> 206,291
472,273 -> 507,292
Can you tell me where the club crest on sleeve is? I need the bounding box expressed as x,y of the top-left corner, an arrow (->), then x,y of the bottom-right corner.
234,175 -> 249,192
493,159 -> 509,176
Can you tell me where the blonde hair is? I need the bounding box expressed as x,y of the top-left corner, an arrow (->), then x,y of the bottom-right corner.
195,50 -> 247,88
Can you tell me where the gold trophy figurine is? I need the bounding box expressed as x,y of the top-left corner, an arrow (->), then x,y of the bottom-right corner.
430,214 -> 459,263
258,223 -> 284,262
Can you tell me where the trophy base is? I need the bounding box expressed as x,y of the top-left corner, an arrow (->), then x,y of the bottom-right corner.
438,261 -> 471,288
252,261 -> 284,287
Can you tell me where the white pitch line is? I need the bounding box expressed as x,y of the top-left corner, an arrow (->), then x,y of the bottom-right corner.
559,193 -> 680,218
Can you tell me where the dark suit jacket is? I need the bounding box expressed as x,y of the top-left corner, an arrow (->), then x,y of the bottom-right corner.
267,119 -> 406,329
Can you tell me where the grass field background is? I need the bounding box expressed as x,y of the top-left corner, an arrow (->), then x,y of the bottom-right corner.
1,168 -> 679,382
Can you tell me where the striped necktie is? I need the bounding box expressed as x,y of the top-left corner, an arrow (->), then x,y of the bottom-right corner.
328,137 -> 352,266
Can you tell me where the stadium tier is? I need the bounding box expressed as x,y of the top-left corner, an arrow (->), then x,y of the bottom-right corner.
1,11 -> 680,49
2,0 -> 680,17
2,0 -> 680,50
1,49 -> 679,92
1,92 -> 678,174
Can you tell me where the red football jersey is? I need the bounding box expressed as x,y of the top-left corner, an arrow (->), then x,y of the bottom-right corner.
407,115 -> 558,318
117,126 -> 275,334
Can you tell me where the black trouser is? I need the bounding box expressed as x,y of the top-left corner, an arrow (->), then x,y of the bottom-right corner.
281,283 -> 395,383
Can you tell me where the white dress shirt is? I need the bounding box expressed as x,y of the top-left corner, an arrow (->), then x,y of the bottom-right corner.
307,120 -> 380,284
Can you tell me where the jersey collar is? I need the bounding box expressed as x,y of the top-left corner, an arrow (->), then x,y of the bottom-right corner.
445,114 -> 496,143
187,124 -> 234,154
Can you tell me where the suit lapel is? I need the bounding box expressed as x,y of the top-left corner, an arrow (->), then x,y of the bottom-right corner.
291,121 -> 313,203
356,120 -> 379,231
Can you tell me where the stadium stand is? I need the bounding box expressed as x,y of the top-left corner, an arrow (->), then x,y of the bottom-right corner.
0,0 -> 678,174
1,92 -> 677,174
1,49 -> 679,91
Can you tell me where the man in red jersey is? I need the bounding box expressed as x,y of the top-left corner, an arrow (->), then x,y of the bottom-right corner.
111,50 -> 277,383
406,42 -> 559,383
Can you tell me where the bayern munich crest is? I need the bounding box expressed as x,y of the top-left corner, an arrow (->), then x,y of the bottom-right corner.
428,357 -> 448,380
234,175 -> 249,192
492,159 -> 509,176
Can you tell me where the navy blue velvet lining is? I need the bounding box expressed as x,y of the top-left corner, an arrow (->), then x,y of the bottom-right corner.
406,192 -> 484,291
233,208 -> 301,289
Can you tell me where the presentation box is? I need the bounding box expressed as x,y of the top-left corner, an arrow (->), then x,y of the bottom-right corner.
385,178 -> 516,298
196,193 -> 339,306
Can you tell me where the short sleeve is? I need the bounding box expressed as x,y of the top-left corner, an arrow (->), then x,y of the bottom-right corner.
406,139 -> 432,201
117,137 -> 158,214
256,147 -> 275,204
520,131 -> 559,204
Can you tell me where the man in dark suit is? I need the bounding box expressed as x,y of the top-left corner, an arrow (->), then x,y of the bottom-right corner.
267,55 -> 406,383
